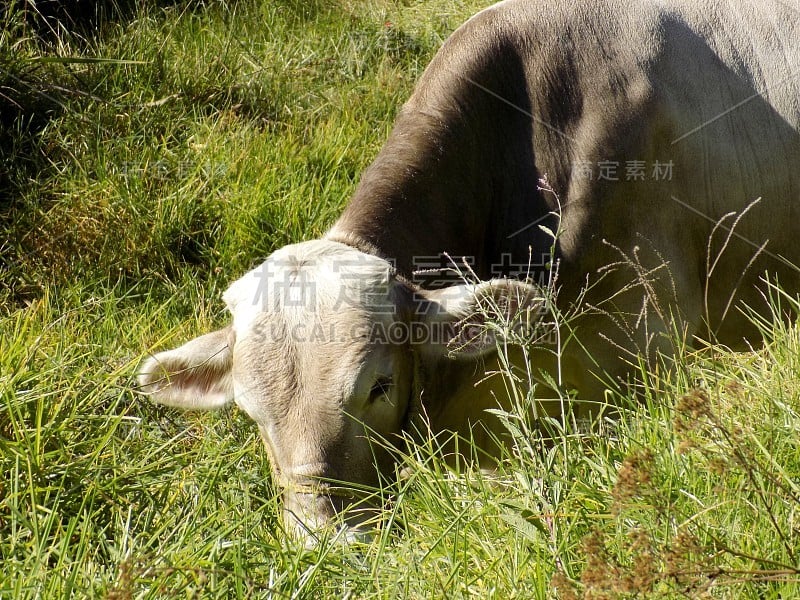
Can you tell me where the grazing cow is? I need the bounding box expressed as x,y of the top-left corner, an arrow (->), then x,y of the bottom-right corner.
138,0 -> 800,539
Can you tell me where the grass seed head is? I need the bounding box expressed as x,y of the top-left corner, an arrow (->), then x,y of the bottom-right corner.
612,448 -> 655,514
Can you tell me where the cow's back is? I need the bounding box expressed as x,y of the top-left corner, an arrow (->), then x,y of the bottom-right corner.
443,0 -> 800,347
332,0 -> 800,395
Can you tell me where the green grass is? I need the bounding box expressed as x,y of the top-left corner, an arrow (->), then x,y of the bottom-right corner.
2,1 -> 799,597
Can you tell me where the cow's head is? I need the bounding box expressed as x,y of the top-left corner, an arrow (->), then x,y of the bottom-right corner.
138,240 -> 542,541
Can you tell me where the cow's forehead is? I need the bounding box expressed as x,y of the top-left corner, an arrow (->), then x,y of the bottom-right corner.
224,241 -> 398,421
223,240 -> 395,334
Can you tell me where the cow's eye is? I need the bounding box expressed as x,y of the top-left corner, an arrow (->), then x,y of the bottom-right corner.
368,377 -> 393,403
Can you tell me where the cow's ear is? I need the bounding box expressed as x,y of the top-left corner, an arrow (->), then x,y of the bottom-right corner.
137,326 -> 234,409
414,280 -> 544,358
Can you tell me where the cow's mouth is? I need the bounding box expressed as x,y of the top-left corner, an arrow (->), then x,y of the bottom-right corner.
282,488 -> 381,544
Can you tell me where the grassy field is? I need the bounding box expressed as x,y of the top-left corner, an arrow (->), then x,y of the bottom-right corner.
2,1 -> 799,597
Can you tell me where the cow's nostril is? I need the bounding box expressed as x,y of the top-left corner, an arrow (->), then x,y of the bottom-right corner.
284,463 -> 337,494
287,478 -> 330,495
283,490 -> 382,544
286,462 -> 332,481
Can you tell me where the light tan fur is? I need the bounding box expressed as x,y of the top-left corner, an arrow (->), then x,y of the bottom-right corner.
138,0 -> 800,538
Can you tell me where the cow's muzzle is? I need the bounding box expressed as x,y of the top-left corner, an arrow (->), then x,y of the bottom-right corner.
282,486 -> 380,545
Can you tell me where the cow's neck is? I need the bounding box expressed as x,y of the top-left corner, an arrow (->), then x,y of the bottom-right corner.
326,38 -> 555,281
326,108 -> 487,277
